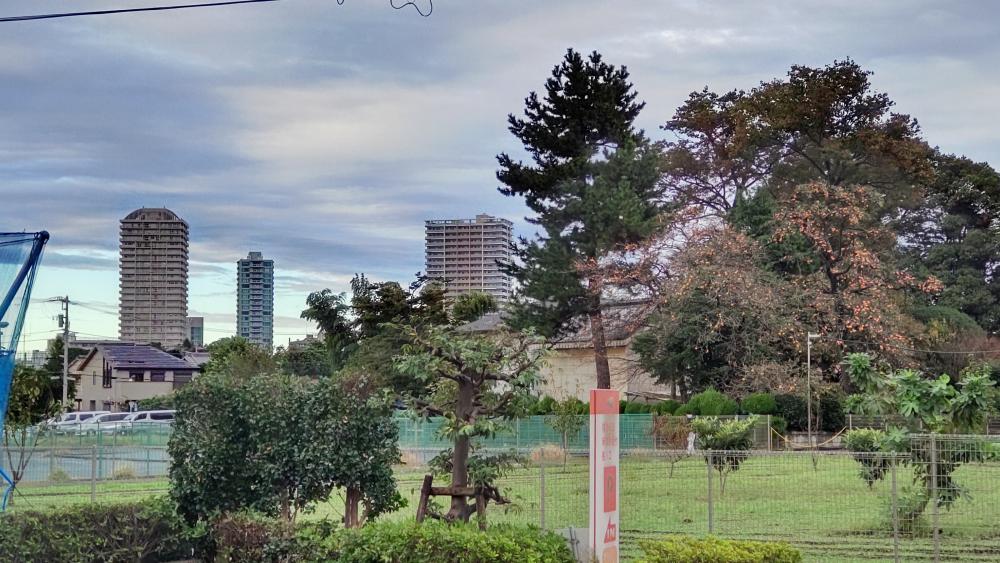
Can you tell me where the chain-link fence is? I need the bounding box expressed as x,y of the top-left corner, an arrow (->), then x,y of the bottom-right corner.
5,420 -> 1000,562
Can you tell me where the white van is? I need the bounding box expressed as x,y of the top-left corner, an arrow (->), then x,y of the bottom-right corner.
124,410 -> 176,431
51,411 -> 110,434
77,412 -> 133,435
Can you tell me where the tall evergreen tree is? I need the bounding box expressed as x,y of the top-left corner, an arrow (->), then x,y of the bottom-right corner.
497,49 -> 666,388
901,152 -> 1000,333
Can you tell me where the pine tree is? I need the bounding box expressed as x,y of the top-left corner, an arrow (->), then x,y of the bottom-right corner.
497,49 -> 666,389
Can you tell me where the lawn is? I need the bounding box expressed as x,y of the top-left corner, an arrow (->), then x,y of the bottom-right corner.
10,451 -> 1000,562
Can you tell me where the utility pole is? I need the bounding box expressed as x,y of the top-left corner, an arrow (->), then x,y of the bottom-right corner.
806,332 -> 821,447
58,296 -> 70,411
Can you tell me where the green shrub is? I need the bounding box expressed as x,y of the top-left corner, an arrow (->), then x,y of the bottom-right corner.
333,521 -> 575,563
0,497 -> 206,563
212,512 -> 295,562
138,394 -> 175,411
638,535 -> 802,563
624,402 -> 645,414
688,389 -> 739,416
740,393 -> 777,415
818,391 -> 845,432
774,394 -> 807,431
654,400 -> 681,415
769,416 -> 788,436
112,464 -> 138,480
48,468 -> 72,483
674,403 -> 695,416
532,396 -> 557,415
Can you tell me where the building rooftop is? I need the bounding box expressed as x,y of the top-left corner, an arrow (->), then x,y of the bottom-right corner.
77,344 -> 196,371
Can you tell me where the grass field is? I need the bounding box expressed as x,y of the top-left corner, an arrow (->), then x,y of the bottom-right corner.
10,451 -> 1000,562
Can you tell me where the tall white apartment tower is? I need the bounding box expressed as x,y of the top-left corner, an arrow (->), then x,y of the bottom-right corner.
236,252 -> 274,348
424,213 -> 513,301
118,208 -> 189,349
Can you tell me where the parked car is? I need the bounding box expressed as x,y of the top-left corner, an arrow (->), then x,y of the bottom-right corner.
123,410 -> 176,433
49,411 -> 110,434
76,412 -> 133,436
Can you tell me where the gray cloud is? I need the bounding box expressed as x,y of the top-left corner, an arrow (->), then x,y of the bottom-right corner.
4,0 -> 999,342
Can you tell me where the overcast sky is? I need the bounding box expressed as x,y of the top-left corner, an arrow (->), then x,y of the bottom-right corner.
4,0 -> 998,351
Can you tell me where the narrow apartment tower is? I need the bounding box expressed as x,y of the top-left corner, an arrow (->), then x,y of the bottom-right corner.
236,252 -> 274,348
424,213 -> 513,301
118,208 -> 189,349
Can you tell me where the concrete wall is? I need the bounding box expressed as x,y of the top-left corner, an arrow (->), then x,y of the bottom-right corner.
537,344 -> 672,402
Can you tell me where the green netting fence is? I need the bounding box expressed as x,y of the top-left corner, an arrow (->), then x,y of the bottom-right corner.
394,414 -> 771,453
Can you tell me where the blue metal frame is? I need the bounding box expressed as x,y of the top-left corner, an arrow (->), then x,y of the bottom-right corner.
0,231 -> 49,510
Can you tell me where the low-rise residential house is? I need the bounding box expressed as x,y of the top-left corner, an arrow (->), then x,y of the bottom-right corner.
460,301 -> 671,402
72,344 -> 199,412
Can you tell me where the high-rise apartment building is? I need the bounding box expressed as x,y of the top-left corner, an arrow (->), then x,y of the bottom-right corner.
118,208 -> 189,349
425,213 -> 513,301
186,316 -> 204,348
236,252 -> 274,348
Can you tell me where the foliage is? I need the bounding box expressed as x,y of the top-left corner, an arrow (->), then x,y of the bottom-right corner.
740,393 -> 777,415
772,181 -> 940,369
817,389 -> 846,432
3,365 -> 60,491
842,429 -> 903,488
774,394 -> 808,432
497,48 -> 669,389
275,339 -> 335,378
842,352 -> 998,521
634,227 -> 802,395
211,512 -> 295,563
684,388 -> 739,416
202,336 -> 275,377
691,416 -> 759,494
654,399 -> 681,415
301,289 -> 356,371
138,394 -> 175,411
638,535 -> 802,563
43,336 -> 85,404
545,398 -> 586,467
450,291 -> 499,324
0,497 -> 207,563
395,323 -> 546,521
169,371 -> 402,525
334,521 -> 575,563
900,152 -> 1000,334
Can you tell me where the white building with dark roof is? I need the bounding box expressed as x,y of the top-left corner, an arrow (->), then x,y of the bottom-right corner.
72,344 -> 199,412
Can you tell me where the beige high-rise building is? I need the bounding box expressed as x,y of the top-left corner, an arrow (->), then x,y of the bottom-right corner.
425,213 -> 513,301
118,208 -> 189,349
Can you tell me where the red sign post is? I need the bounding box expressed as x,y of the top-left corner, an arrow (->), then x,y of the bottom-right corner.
589,389 -> 620,563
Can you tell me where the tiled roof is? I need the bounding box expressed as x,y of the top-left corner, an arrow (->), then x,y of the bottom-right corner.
100,344 -> 195,370
458,300 -> 653,348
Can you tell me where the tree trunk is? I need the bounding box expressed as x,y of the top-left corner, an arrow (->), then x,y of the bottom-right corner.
447,380 -> 475,521
589,305 -> 612,390
344,485 -> 362,528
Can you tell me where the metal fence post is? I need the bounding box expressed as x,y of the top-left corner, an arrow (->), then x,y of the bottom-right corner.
891,455 -> 900,563
90,445 -> 97,503
539,463 -> 546,529
146,447 -> 151,477
706,452 -> 714,534
930,434 -> 940,563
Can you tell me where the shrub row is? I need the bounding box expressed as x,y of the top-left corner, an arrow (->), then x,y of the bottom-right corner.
0,497 -> 207,563
639,535 -> 802,562
0,500 -> 574,563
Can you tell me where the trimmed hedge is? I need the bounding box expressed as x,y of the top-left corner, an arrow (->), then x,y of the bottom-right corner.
638,535 -> 802,563
740,393 -> 777,415
682,389 -> 739,416
329,521 -> 574,563
0,497 -> 206,563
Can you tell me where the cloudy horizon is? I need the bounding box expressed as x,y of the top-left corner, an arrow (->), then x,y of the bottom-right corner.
4,0 -> 998,352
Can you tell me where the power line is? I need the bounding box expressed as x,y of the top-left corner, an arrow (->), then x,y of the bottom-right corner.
0,0 -> 280,23
0,0 -> 433,23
